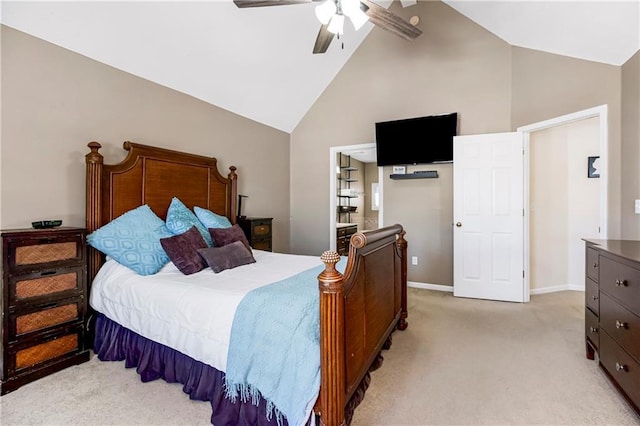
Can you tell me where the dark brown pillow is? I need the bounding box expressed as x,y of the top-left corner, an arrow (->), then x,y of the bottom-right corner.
208,224 -> 252,251
160,226 -> 208,275
197,240 -> 256,273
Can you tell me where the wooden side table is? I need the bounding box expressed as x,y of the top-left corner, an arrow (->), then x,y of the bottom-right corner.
1,227 -> 90,395
237,218 -> 272,252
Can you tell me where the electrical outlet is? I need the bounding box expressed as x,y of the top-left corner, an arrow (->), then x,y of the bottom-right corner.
635,199 -> 640,215
411,256 -> 418,266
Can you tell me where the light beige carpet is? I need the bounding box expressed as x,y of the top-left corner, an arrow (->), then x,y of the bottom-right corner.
1,288 -> 638,425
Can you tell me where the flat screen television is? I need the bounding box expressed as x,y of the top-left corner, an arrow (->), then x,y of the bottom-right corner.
375,112 -> 458,166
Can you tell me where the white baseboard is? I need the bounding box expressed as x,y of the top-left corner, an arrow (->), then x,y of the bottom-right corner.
408,281 -> 453,292
409,281 -> 584,295
530,284 -> 584,295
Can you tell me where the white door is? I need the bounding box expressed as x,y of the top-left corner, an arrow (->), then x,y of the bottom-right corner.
453,132 -> 525,302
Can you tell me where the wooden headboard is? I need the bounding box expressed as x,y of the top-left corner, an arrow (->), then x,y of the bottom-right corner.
85,141 -> 238,282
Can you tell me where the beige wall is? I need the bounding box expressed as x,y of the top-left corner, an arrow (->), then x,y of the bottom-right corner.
511,47 -> 622,239
530,118 -> 600,292
291,1 -> 513,284
1,26 -> 292,252
2,2 -> 636,286
622,50 -> 640,239
290,0 -> 624,286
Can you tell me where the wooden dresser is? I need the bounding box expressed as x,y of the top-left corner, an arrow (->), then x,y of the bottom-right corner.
1,227 -> 90,395
237,217 -> 273,252
584,239 -> 640,415
337,224 -> 357,256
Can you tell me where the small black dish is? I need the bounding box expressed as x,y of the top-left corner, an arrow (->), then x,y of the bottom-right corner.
32,220 -> 63,229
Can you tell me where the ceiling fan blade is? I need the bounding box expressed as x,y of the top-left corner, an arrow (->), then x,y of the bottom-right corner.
233,0 -> 313,8
361,0 -> 422,41
313,24 -> 335,54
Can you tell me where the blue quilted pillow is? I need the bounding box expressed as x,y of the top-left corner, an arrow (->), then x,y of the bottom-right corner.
194,206 -> 232,230
87,205 -> 173,275
165,197 -> 213,246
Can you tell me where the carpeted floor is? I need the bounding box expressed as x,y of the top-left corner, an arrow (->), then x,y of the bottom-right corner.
1,288 -> 638,425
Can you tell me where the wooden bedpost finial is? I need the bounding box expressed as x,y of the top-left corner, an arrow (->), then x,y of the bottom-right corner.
318,250 -> 343,292
86,141 -> 103,164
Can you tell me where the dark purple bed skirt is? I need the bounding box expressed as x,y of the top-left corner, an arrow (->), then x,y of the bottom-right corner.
94,313 -> 291,426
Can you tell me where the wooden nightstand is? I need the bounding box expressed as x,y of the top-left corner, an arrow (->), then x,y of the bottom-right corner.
237,218 -> 273,252
1,227 -> 90,395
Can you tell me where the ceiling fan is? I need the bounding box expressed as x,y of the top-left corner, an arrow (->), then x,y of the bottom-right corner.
233,0 -> 422,54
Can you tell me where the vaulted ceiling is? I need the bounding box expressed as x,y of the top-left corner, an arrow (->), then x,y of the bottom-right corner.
2,1 -> 639,133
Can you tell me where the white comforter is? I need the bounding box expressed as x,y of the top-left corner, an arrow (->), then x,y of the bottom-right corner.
89,250 -> 324,372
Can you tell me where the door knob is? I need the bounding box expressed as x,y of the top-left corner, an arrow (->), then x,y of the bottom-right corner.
456,222 -> 462,227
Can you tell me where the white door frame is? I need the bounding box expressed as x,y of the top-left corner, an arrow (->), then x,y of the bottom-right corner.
329,143 -> 382,251
518,104 -> 608,301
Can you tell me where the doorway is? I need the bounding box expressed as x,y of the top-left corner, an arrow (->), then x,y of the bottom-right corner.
521,104 -> 608,299
452,105 -> 608,301
329,144 -> 382,251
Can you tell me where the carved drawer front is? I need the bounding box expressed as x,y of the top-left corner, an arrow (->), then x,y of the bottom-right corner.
585,308 -> 599,351
4,231 -> 85,273
253,223 -> 271,237
600,330 -> 640,408
585,277 -> 599,316
252,240 -> 271,251
586,247 -> 599,282
10,298 -> 83,340
600,255 -> 640,313
600,293 -> 640,362
9,267 -> 84,305
8,327 -> 83,374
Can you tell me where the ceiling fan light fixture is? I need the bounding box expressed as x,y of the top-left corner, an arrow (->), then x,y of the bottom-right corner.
327,13 -> 345,35
315,0 -> 337,25
341,0 -> 360,17
348,7 -> 369,30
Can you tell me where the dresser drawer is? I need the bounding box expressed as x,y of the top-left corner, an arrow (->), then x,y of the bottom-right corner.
253,223 -> 271,237
586,246 -> 599,282
6,326 -> 84,375
600,330 -> 640,409
600,292 -> 640,363
8,266 -> 85,306
9,297 -> 84,341
600,254 -> 640,313
585,277 -> 599,316
585,308 -> 599,351
3,229 -> 85,273
252,240 -> 271,251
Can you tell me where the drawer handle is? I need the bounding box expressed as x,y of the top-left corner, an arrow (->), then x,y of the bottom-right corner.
40,270 -> 57,276
589,326 -> 598,333
593,263 -> 598,268
615,362 -> 627,372
615,279 -> 628,287
592,295 -> 598,301
615,320 -> 627,329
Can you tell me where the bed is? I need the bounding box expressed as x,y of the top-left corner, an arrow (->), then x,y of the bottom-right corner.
85,141 -> 408,426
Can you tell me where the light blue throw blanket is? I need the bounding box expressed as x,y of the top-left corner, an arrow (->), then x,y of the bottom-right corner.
225,258 -> 346,426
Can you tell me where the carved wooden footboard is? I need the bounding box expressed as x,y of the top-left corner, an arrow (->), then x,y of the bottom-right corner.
317,224 -> 408,426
